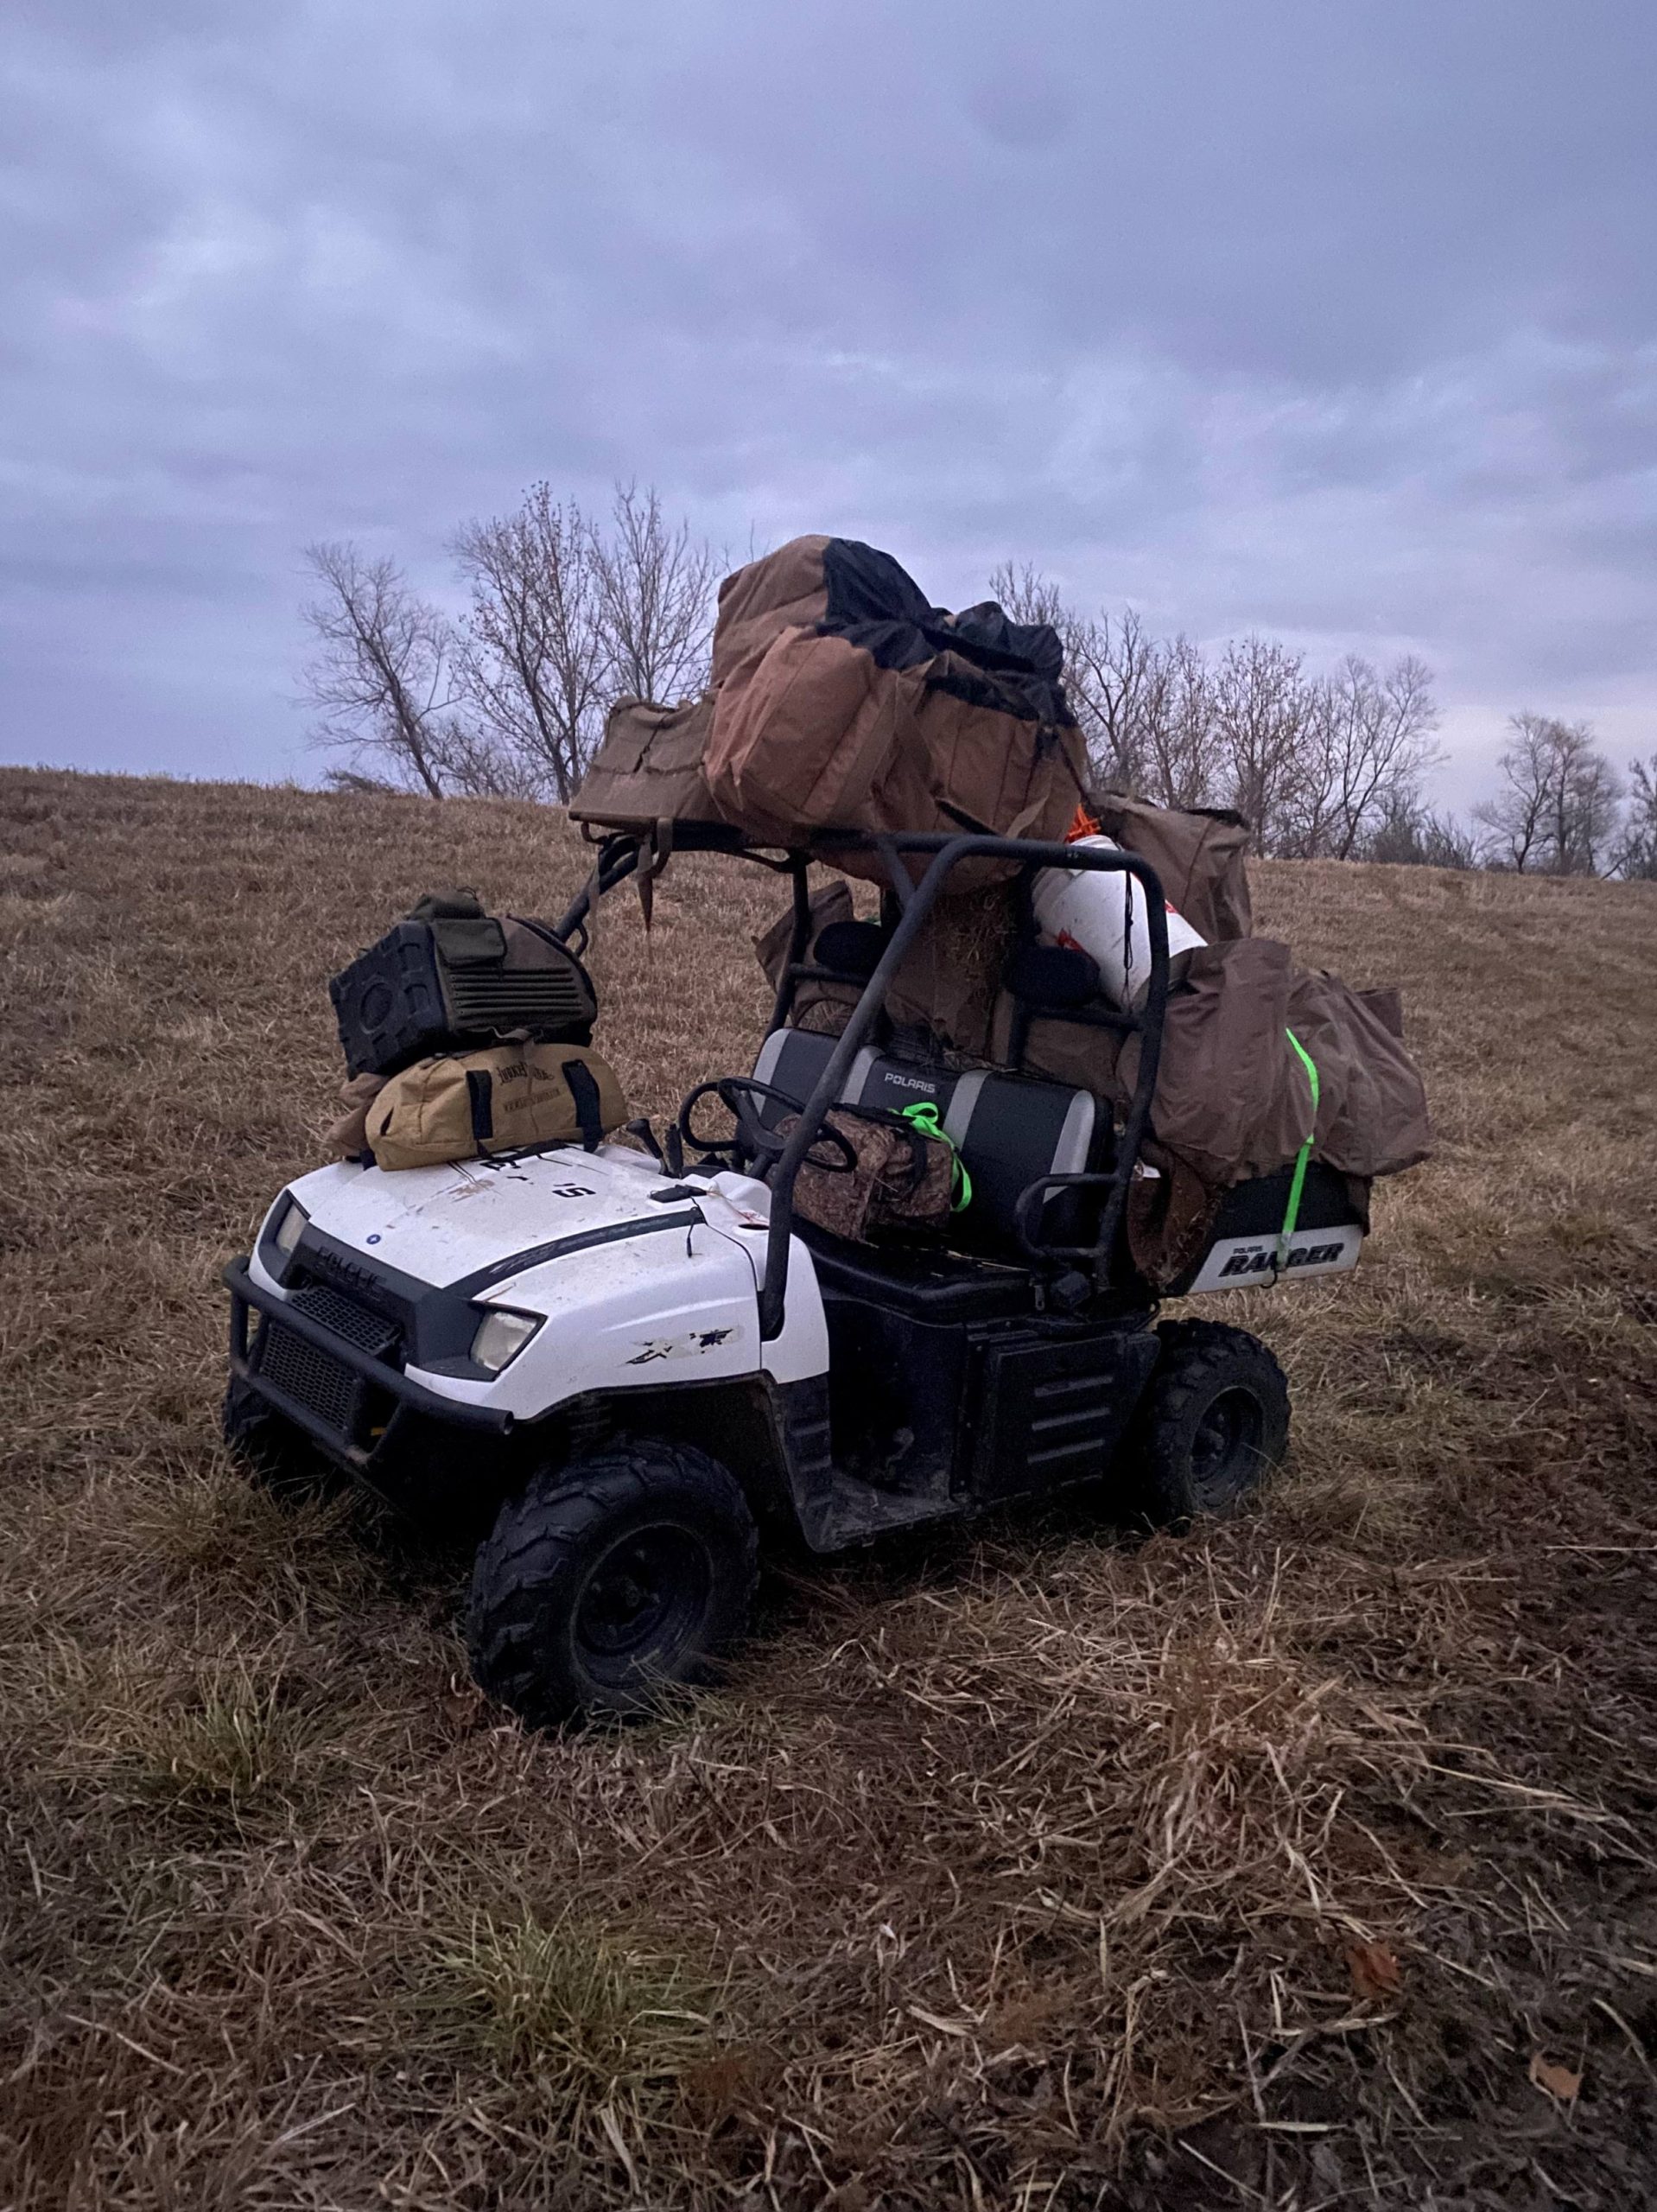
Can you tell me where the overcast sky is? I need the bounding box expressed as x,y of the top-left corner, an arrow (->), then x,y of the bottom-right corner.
3,1 -> 1653,808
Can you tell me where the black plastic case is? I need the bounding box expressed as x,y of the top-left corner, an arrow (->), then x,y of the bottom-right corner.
329,916 -> 596,1079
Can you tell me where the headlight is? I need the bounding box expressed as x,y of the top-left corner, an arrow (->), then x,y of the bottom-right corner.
273,1198 -> 308,1258
471,1306 -> 542,1375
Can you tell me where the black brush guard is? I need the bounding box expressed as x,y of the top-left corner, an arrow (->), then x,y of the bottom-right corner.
225,1255 -> 514,1467
557,827 -> 1169,1342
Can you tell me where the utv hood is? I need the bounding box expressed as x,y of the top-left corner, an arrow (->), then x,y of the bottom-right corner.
275,1145 -> 714,1293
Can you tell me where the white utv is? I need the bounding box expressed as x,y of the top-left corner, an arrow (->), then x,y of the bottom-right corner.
225,831 -> 1364,1724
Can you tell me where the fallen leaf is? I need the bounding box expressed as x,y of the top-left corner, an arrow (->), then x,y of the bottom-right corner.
1529,2050 -> 1583,2102
1344,1939 -> 1403,2001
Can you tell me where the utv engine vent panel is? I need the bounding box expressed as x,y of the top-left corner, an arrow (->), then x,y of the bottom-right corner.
256,1320 -> 363,1438
441,968 -> 592,1035
288,1282 -> 400,1360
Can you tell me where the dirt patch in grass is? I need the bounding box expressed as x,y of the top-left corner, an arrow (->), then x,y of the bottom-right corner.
1,767 -> 1654,2208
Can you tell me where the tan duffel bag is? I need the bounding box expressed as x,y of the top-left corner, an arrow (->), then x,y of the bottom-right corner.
367,1043 -> 628,1171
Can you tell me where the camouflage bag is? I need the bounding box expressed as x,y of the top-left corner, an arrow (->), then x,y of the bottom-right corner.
778,1103 -> 957,1243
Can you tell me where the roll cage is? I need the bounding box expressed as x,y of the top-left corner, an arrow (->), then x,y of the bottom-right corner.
555,826 -> 1171,1341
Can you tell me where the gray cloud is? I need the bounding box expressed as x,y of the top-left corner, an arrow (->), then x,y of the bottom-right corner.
2,0 -> 1653,801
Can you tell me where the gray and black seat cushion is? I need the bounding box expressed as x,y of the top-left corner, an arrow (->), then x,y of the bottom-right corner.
938,1069 -> 1098,1257
749,1029 -> 1102,1260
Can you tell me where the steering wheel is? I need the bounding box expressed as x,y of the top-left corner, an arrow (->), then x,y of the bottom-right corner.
676,1077 -> 860,1179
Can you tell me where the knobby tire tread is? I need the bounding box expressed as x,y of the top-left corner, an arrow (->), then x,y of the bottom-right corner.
467,1440 -> 759,1726
1130,1319 -> 1290,1528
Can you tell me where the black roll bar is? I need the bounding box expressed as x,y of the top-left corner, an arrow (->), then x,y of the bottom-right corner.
554,833 -> 644,953
752,834 -> 1168,1336
551,824 -> 1170,1341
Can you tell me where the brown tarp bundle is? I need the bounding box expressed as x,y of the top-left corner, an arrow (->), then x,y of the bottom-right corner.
1092,795 -> 1253,942
1112,942 -> 1431,1187
571,537 -> 1089,884
1056,946 -> 1429,1287
710,533 -> 836,684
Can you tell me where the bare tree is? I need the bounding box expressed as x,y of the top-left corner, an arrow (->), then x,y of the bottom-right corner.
1610,755 -> 1657,880
1210,636 -> 1313,853
301,486 -> 720,804
1473,714 -> 1551,870
987,559 -> 1070,635
1069,610 -> 1168,794
986,564 -> 1179,795
1566,752 -> 1623,874
300,543 -> 479,798
592,482 -> 718,704
1284,655 -> 1441,860
985,562 -> 1452,855
1134,633 -> 1221,810
452,486 -> 606,802
1476,714 -> 1622,874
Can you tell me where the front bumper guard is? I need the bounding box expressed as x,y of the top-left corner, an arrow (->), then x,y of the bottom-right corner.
225,1255 -> 514,1469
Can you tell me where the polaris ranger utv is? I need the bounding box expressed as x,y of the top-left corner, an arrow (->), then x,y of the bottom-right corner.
225,830 -> 1364,1724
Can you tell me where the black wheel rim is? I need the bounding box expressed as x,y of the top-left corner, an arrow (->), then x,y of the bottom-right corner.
574,1523 -> 713,1674
1188,1386 -> 1266,1511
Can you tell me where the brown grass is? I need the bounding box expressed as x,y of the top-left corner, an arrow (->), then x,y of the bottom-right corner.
1,765 -> 1654,2209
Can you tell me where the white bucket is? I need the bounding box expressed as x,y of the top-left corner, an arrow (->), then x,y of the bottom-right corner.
1032,835 -> 1206,1008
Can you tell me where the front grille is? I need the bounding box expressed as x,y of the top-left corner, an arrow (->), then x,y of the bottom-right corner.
288,1282 -> 400,1359
256,1321 -> 363,1438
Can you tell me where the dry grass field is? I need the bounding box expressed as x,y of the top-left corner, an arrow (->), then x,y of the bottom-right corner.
2,764 -> 1654,2211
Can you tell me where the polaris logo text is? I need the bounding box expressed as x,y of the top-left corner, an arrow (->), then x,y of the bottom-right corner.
312,1248 -> 382,1294
1218,1242 -> 1345,1279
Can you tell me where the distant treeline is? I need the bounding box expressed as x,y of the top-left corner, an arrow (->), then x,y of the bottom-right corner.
301,484 -> 1656,880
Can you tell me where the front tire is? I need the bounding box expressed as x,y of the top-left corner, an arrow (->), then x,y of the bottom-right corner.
1127,1319 -> 1289,1528
467,1440 -> 759,1726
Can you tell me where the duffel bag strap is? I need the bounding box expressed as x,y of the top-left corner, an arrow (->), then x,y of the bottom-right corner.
898,1099 -> 973,1212
561,1058 -> 605,1152
1274,1030 -> 1321,1274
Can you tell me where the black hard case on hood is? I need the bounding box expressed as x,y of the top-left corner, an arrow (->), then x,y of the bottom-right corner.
329,911 -> 597,1080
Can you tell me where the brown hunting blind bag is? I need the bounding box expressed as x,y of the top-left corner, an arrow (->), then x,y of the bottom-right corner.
569,537 -> 1089,887
367,1043 -> 628,1172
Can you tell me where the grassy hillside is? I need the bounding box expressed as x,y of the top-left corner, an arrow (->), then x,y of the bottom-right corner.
2,766 -> 1654,2210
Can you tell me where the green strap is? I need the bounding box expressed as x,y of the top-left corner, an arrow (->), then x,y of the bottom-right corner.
1276,1030 -> 1320,1274
899,1100 -> 973,1212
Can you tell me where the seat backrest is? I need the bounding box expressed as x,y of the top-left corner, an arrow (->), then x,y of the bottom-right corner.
750,1030 -> 1101,1258
940,1071 -> 1098,1254
751,1026 -> 870,1121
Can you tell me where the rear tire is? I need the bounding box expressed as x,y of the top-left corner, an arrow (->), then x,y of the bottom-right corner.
221,1376 -> 334,1502
1127,1319 -> 1289,1529
467,1440 -> 759,1727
